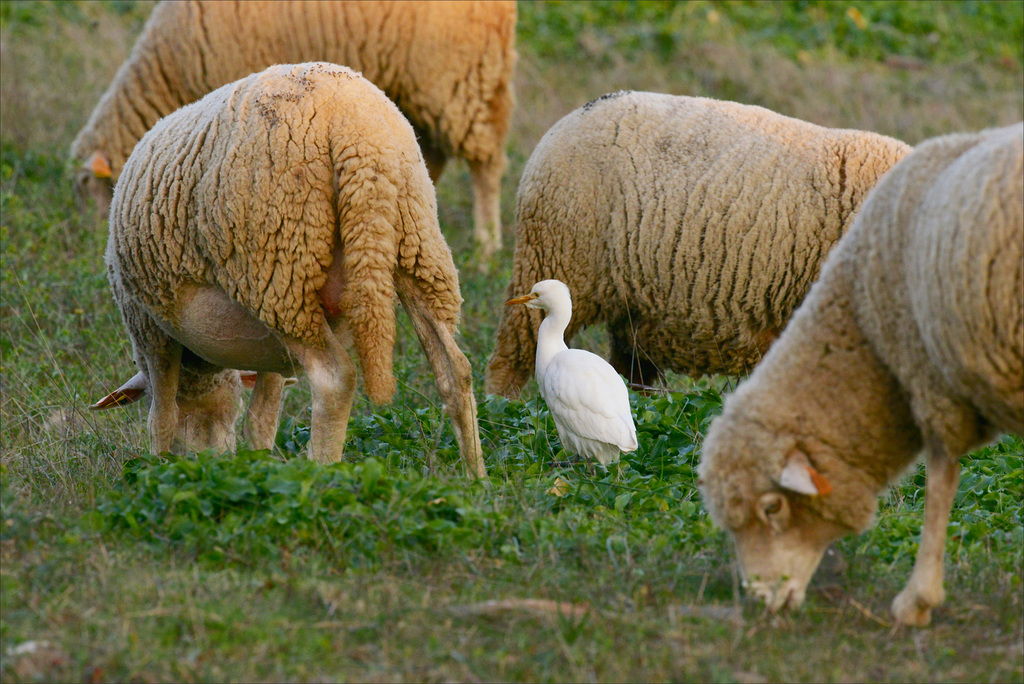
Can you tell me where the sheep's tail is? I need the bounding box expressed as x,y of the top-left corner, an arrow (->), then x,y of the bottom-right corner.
393,165 -> 463,334
333,167 -> 400,405
484,282 -> 540,397
484,232 -> 550,397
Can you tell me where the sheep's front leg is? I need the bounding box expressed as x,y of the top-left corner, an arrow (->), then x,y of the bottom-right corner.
244,372 -> 286,450
468,155 -> 505,260
285,327 -> 357,464
145,343 -> 182,455
891,445 -> 961,626
398,290 -> 486,479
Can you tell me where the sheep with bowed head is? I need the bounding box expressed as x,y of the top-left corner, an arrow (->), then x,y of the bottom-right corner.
698,123 -> 1023,626
92,62 -> 486,479
70,0 -> 516,258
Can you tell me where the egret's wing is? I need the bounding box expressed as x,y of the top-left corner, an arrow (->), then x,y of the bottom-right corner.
540,349 -> 638,452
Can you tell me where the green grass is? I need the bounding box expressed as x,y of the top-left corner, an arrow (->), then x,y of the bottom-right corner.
518,0 -> 1024,67
2,1 -> 1023,682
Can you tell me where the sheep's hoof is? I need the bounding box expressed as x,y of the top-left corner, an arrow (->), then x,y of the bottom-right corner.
891,589 -> 933,627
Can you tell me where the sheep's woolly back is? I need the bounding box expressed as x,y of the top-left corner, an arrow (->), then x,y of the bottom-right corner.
486,91 -> 910,395
108,62 -> 461,404
699,122 -> 1023,533
70,1 -> 516,181
852,122 -> 1024,438
697,260 -> 924,533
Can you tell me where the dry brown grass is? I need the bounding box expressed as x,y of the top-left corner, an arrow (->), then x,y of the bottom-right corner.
0,2 -> 154,154
511,41 -> 1023,160
3,2 -> 1020,168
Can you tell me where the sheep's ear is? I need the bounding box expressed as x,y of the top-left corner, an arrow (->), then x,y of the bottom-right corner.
778,449 -> 833,496
89,371 -> 147,410
88,151 -> 112,179
238,371 -> 299,390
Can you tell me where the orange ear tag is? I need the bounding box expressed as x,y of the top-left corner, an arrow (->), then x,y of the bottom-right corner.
89,152 -> 112,179
807,466 -> 833,496
89,387 -> 144,410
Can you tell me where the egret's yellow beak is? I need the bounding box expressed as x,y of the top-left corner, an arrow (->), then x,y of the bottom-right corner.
506,292 -> 539,306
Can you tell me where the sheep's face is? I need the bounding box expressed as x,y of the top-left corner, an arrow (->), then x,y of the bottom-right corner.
72,151 -> 114,217
90,368 -> 242,455
728,492 -> 848,611
698,409 -> 850,612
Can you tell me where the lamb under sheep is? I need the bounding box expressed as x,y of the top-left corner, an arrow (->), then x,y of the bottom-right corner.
70,0 -> 516,257
698,122 -> 1023,626
484,90 -> 911,396
91,62 -> 487,479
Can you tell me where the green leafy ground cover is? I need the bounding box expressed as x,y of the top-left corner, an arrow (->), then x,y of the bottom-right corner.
518,0 -> 1024,66
2,1 -> 1023,681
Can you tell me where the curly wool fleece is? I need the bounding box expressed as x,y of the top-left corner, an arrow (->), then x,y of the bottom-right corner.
697,123 -> 1022,625
485,90 -> 911,396
108,62 -> 463,405
72,0 -> 516,253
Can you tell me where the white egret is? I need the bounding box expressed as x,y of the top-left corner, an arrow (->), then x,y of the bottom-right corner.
506,279 -> 638,466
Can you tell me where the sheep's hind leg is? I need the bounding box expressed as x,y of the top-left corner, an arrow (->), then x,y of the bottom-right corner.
284,327 -> 356,464
891,442 -> 961,626
468,155 -> 505,261
145,342 -> 183,455
398,288 -> 486,479
244,372 -> 286,450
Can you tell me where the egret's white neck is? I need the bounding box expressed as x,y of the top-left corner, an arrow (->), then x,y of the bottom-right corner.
535,305 -> 570,377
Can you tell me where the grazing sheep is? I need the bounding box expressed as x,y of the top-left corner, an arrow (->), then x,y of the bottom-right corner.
697,123 -> 1023,626
70,0 -> 516,256
484,90 -> 911,397
91,62 -> 486,479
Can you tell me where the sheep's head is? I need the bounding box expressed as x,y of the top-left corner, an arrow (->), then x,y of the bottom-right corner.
72,151 -> 115,217
90,368 -> 244,454
171,370 -> 244,454
697,407 -> 860,612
